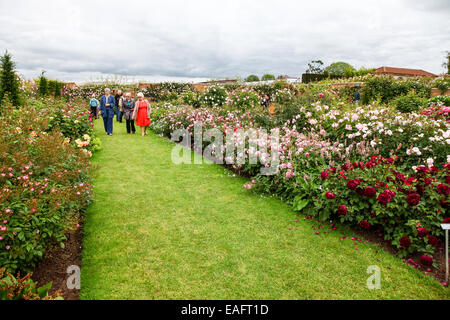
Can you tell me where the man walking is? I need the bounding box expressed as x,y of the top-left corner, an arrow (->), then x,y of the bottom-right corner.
100,88 -> 115,136
354,90 -> 361,105
115,90 -> 124,123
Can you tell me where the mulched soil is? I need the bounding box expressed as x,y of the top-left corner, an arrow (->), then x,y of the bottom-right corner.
348,225 -> 448,285
31,223 -> 83,300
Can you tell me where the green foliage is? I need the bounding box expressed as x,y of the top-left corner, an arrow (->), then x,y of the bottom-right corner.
434,77 -> 450,93
315,159 -> 447,258
261,74 -> 276,81
324,62 -> 356,76
47,80 -> 63,98
200,86 -> 227,107
393,92 -> 427,113
245,74 -> 259,82
0,267 -> 63,300
362,76 -> 432,104
227,89 -> 261,110
38,72 -> 48,97
0,51 -> 21,106
141,82 -> 194,102
428,95 -> 450,107
0,98 -> 96,273
182,89 -> 201,108
305,60 -> 324,74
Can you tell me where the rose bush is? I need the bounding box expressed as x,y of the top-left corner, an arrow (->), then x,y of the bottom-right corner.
0,99 -> 96,273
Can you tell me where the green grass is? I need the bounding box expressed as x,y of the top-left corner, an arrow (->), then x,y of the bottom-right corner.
80,120 -> 450,300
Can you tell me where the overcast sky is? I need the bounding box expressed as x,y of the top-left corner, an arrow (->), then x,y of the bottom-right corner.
0,0 -> 449,83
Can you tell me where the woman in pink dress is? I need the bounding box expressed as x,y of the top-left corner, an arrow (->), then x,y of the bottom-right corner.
133,92 -> 151,136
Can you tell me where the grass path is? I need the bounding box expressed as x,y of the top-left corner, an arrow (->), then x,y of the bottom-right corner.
80,120 -> 450,300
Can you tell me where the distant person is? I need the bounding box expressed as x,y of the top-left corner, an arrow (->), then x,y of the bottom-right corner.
354,90 -> 361,105
133,92 -> 151,136
115,90 -> 124,123
100,88 -> 115,136
122,93 -> 136,134
89,94 -> 100,119
261,94 -> 271,108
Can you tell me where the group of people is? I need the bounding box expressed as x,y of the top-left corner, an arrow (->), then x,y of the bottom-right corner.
89,88 -> 152,136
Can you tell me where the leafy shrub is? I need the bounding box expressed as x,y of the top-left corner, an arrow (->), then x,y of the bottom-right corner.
434,77 -> 450,94
245,75 -> 259,82
0,267 -> 62,300
182,90 -> 201,108
0,100 -> 95,273
393,92 -> 427,113
428,95 -> 450,107
200,86 -> 227,107
313,158 -> 448,259
227,89 -> 261,110
362,76 -> 432,104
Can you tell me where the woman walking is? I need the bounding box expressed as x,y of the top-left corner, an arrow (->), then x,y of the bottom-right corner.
133,92 -> 151,136
122,93 -> 136,134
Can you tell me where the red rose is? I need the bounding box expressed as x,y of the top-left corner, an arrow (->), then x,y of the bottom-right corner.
419,255 -> 433,267
406,193 -> 420,206
385,189 -> 396,198
347,179 -> 360,190
326,192 -> 336,199
359,220 -> 371,230
337,205 -> 348,216
377,191 -> 393,205
437,184 -> 450,196
444,217 -> 450,223
400,236 -> 411,248
395,172 -> 405,183
445,176 -> 450,184
352,162 -> 358,169
320,170 -> 328,180
318,93 -> 324,98
364,187 -> 377,198
343,163 -> 351,171
417,227 -> 429,238
416,166 -> 430,174
427,235 -> 439,247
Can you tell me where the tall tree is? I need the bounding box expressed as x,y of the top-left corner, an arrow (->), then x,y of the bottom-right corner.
38,71 -> 48,96
261,74 -> 276,81
0,50 -> 21,106
443,51 -> 450,75
324,62 -> 356,76
305,60 -> 324,74
245,74 -> 260,82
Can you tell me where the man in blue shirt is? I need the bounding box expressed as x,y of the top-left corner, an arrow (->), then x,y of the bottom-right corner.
89,94 -> 100,119
100,88 -> 115,136
354,90 -> 361,105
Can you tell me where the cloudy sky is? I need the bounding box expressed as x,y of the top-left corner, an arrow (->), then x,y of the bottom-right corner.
0,0 -> 449,83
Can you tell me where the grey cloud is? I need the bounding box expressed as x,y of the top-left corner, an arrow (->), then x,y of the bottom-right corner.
0,0 -> 449,82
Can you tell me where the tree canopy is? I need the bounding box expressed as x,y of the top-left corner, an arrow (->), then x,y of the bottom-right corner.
324,62 -> 356,76
0,50 -> 21,106
245,74 -> 259,82
261,74 -> 276,81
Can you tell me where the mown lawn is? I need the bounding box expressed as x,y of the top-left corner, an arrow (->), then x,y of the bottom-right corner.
80,120 -> 450,300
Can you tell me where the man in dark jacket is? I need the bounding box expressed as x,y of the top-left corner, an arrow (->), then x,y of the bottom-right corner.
100,88 -> 115,135
354,90 -> 361,105
115,90 -> 123,123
